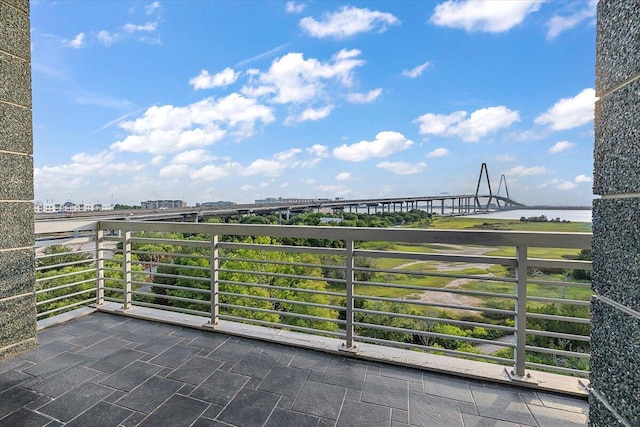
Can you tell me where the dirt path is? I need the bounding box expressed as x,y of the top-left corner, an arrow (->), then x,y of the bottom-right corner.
475,334 -> 515,354
393,244 -> 499,317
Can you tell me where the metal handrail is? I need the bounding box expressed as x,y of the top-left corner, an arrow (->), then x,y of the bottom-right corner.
35,219 -> 592,379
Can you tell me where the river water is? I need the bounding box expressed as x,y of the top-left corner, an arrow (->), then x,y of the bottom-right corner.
467,209 -> 592,223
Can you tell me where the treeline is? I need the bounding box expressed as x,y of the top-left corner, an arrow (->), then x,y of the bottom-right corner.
234,210 -> 432,228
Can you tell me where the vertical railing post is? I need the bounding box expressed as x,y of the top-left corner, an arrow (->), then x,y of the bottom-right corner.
122,230 -> 132,310
96,226 -> 104,306
514,245 -> 528,377
210,234 -> 219,326
344,239 -> 355,350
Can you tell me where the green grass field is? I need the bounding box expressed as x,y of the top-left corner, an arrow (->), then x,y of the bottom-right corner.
346,216 -> 592,320
428,217 -> 592,232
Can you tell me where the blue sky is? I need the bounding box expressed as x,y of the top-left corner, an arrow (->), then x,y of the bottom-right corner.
31,0 -> 596,206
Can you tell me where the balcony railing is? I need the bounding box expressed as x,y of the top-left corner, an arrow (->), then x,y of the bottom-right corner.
34,219 -> 592,391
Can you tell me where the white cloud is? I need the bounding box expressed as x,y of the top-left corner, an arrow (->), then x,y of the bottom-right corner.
189,162 -> 242,182
336,172 -> 351,181
98,18 -> 160,46
64,33 -> 85,49
171,149 -> 215,164
534,88 -> 596,130
346,88 -> 382,104
151,155 -> 164,165
159,164 -> 189,178
415,111 -> 466,135
300,5 -> 399,39
246,49 -> 365,104
402,62 -> 431,78
299,178 -> 316,185
575,174 -> 592,183
554,174 -> 592,190
505,165 -> 549,177
333,131 -> 413,161
146,1 -> 160,15
299,158 -> 322,169
240,149 -> 305,177
124,22 -> 158,32
496,154 -> 515,162
430,0 -> 543,33
240,85 -> 275,99
426,147 -> 449,158
547,0 -> 597,39
243,159 -> 285,177
35,151 -> 144,193
307,144 -> 330,158
557,181 -> 577,191
286,105 -> 334,124
414,106 -> 520,142
111,93 -> 274,154
240,184 -> 255,191
286,1 -> 305,13
548,140 -> 576,154
190,94 -> 275,131
190,68 -> 240,90
377,161 -> 426,175
97,30 -> 117,46
274,148 -> 302,161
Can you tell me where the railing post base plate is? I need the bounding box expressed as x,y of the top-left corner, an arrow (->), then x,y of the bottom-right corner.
339,343 -> 358,354
504,368 -> 540,386
201,321 -> 219,330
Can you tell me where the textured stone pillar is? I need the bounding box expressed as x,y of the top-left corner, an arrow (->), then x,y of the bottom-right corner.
591,2 -> 640,425
0,0 -> 36,360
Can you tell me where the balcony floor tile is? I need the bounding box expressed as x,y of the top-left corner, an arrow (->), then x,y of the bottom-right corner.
0,407 -> 52,427
217,388 -> 280,427
336,399 -> 392,427
0,312 -> 589,426
64,401 -> 133,427
98,361 -> 163,392
137,394 -> 208,427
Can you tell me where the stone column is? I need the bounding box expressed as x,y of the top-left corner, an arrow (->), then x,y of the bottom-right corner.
591,2 -> 640,426
0,0 -> 36,360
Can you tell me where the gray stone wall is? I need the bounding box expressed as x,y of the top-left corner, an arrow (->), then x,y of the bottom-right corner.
0,0 -> 36,360
591,1 -> 640,426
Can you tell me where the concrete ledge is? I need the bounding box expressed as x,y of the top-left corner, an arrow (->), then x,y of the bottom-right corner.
87,302 -> 588,398
36,306 -> 96,331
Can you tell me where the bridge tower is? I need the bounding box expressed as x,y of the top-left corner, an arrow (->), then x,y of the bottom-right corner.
496,174 -> 511,208
474,163 -> 494,211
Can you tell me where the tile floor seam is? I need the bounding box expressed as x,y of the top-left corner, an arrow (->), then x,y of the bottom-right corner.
261,396 -> 283,427
209,375 -> 251,422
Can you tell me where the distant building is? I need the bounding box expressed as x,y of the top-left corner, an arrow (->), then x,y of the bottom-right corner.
34,201 -> 114,213
141,200 -> 186,209
34,202 -> 57,213
93,203 -> 114,211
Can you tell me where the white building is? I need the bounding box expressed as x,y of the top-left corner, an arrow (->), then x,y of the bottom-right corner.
34,201 -> 114,213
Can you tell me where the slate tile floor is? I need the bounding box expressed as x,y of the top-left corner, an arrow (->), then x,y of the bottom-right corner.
0,313 -> 588,426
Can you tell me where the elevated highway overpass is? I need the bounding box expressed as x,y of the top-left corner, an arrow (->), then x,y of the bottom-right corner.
35,163 -> 525,225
